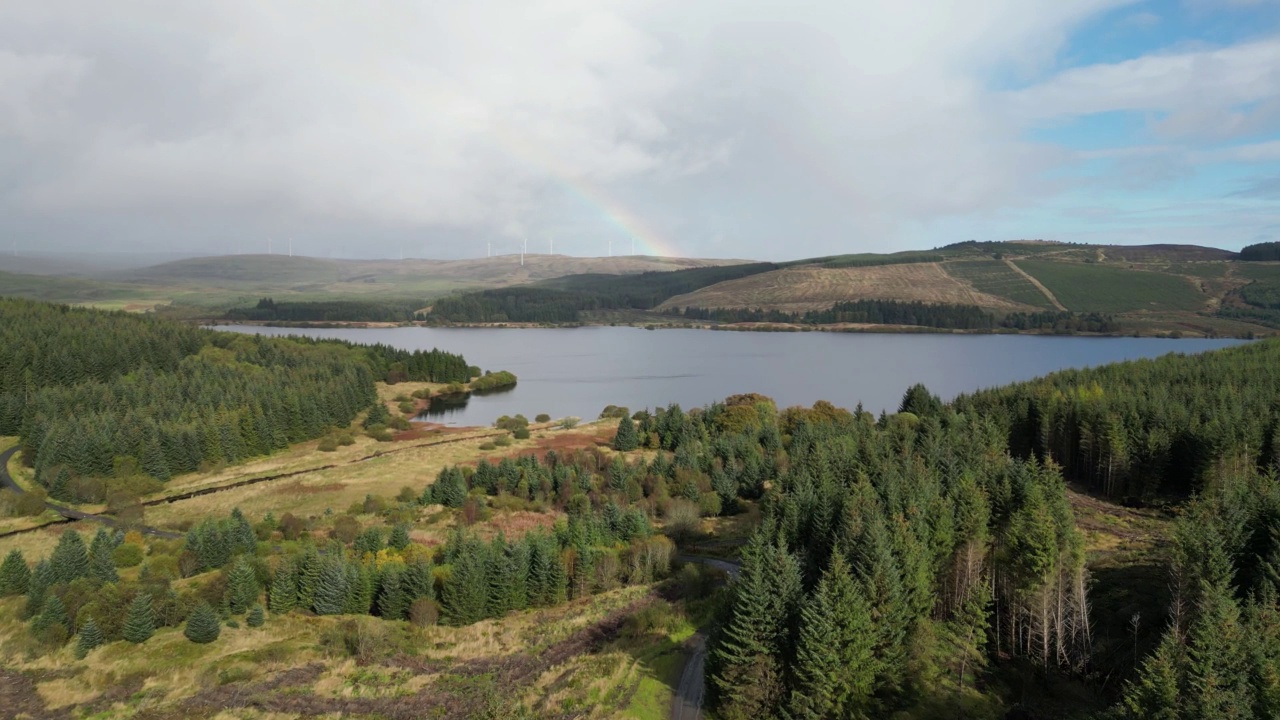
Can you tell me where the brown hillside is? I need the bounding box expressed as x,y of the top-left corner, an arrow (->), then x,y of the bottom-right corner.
656,263 -> 1039,312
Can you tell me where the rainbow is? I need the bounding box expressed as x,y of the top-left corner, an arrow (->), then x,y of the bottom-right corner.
489,121 -> 681,258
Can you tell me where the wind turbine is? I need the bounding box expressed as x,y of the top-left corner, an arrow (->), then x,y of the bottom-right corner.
520,235 -> 527,266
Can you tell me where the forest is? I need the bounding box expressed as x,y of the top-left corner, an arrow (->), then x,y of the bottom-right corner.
1240,242 -> 1280,262
427,262 -> 780,323
222,297 -> 426,323
955,340 -> 1280,501
5,298 -> 1280,718
675,302 -> 1121,333
0,298 -> 470,494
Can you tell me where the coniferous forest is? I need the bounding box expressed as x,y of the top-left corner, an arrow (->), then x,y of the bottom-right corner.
4,296 -> 1280,718
0,298 -> 469,495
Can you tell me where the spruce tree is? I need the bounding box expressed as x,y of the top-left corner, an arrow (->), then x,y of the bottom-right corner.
184,601 -> 221,643
122,593 -> 155,643
33,594 -> 69,635
312,556 -> 348,615
388,524 -> 411,551
246,604 -> 265,628
1185,541 -> 1253,720
1123,631 -> 1185,720
76,616 -> 105,658
295,549 -> 321,609
0,549 -> 30,596
376,565 -> 407,620
50,529 -> 90,585
23,560 -> 53,620
442,539 -> 488,625
226,557 -> 259,614
268,560 -> 298,614
786,554 -> 877,719
402,558 -> 435,603
612,416 -> 639,452
88,529 -> 119,584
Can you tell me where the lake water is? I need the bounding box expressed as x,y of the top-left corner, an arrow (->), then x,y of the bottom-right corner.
218,326 -> 1246,426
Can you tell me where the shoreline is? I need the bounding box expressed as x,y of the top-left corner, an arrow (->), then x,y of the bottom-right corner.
203,318 -> 1266,340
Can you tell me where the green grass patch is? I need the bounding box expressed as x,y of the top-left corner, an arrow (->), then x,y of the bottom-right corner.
1235,262 -> 1280,282
1016,260 -> 1205,313
943,260 -> 1057,308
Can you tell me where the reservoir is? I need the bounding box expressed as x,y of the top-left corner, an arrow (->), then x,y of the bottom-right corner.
218,326 -> 1246,425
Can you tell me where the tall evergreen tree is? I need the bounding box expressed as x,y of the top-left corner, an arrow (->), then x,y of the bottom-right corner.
76,617 -> 105,658
122,593 -> 155,643
184,601 -> 222,644
375,565 -> 407,620
388,524 -> 411,551
1185,539 -> 1253,720
442,540 -> 489,625
268,559 -> 298,614
49,530 -> 90,585
88,529 -> 119,583
612,416 -> 639,452
786,554 -> 877,719
1124,631 -> 1185,720
312,557 -> 348,615
226,557 -> 259,614
0,549 -> 30,596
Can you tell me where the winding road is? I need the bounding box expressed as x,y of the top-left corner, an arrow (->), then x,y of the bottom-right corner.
0,446 -> 181,539
671,555 -> 741,720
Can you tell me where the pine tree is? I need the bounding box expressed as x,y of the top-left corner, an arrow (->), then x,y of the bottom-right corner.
50,529 -> 90,585
33,594 -> 69,636
1123,631 -> 1185,720
388,524 -> 411,551
613,416 -> 639,452
76,617 -> 105,658
122,593 -> 155,643
268,560 -> 298,614
226,557 -> 259,614
312,556 -> 348,615
88,529 -> 119,584
295,549 -> 321,609
0,549 -> 30,596
1185,540 -> 1253,720
402,558 -> 435,603
23,560 -> 54,620
442,539 -> 488,625
246,604 -> 265,628
184,601 -> 221,643
376,565 -> 407,620
786,554 -> 877,719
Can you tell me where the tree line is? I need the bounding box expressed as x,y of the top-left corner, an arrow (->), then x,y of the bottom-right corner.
674,302 -> 1120,333
222,297 -> 427,323
1240,242 -> 1280,261
954,339 -> 1280,501
0,298 -> 470,491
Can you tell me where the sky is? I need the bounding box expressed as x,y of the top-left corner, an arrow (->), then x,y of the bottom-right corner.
2,1 -> 1279,261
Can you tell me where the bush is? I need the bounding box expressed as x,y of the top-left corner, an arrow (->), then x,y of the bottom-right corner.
112,543 -> 144,568
318,437 -> 338,452
409,598 -> 439,627
398,401 -> 415,415
247,604 -> 265,627
393,393 -> 411,402
559,417 -> 580,430
664,499 -> 702,541
367,425 -> 394,442
494,435 -> 512,447
535,414 -> 551,423
336,433 -> 356,446
513,427 -> 530,440
479,442 -> 497,451
599,405 -> 630,420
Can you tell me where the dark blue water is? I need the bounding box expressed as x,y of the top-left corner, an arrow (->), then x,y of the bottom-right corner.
217,326 -> 1246,426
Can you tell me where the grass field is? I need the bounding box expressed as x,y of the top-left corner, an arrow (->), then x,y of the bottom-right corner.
942,260 -> 1058,309
657,263 -> 1035,312
1015,260 -> 1207,313
1235,262 -> 1280,282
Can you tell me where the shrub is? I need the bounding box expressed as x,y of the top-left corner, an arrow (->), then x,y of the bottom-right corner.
535,413 -> 551,423
318,437 -> 338,452
330,515 -> 361,543
111,543 -> 144,568
559,417 -> 580,430
513,427 -> 530,440
394,393 -> 411,402
388,416 -> 412,431
664,499 -> 702,541
184,601 -> 221,644
398,401 -> 415,415
494,435 -> 512,447
599,405 -> 631,420
336,433 -> 356,446
367,425 -> 394,442
409,598 -> 439,627
478,442 -> 496,451
247,604 -> 265,627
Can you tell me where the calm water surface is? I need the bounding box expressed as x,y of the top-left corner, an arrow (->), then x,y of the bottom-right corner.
219,326 -> 1246,425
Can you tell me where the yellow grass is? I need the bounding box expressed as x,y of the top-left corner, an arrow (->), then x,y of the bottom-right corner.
657,262 -> 1038,312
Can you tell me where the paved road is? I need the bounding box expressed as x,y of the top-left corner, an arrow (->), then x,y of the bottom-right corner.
0,446 -> 181,539
670,555 -> 741,720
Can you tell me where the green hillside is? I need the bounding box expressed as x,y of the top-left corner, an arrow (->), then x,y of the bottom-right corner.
1014,259 -> 1206,313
